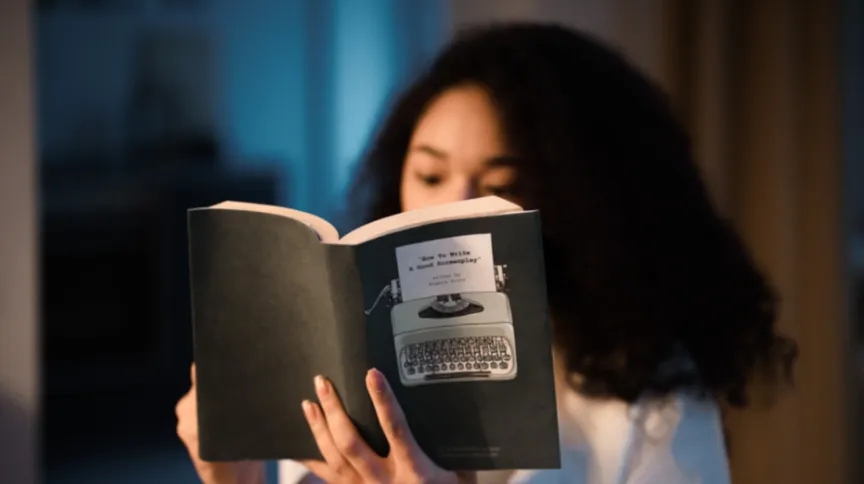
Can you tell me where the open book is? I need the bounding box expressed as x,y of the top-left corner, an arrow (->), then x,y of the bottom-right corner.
187,196 -> 560,470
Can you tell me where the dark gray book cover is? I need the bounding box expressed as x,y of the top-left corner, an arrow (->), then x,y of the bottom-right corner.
187,207 -> 560,470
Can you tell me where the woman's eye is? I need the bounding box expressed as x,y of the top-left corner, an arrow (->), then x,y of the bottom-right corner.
417,173 -> 442,186
484,185 -> 515,197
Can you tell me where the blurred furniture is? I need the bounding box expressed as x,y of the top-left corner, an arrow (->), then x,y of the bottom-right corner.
40,162 -> 283,459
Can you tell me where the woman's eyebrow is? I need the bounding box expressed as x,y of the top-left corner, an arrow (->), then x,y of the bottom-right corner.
410,144 -> 448,160
409,146 -> 518,167
485,154 -> 519,167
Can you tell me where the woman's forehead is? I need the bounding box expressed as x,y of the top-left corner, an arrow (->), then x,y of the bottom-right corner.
409,85 -> 509,164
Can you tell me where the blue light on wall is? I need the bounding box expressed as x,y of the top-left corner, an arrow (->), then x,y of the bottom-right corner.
216,0 -> 308,208
331,0 -> 399,200
220,0 -> 448,217
323,0 -> 449,220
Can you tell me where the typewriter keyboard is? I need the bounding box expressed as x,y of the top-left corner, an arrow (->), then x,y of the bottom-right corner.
399,336 -> 515,382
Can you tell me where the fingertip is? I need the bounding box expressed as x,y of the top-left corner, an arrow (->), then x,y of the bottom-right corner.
314,375 -> 330,396
301,399 -> 318,421
366,368 -> 388,395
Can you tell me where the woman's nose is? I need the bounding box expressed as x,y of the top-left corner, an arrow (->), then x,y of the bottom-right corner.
435,178 -> 478,204
454,179 -> 478,201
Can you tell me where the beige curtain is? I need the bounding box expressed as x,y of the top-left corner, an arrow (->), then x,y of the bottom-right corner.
662,1 -> 853,483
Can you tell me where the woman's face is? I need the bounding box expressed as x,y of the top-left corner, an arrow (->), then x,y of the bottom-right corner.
400,84 -> 521,212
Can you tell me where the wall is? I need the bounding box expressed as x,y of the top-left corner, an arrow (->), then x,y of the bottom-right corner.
446,0 -> 667,88
35,0 -> 450,218
324,0 -> 449,219
0,0 -> 38,482
36,4 -> 219,163
214,0 -> 307,207
35,0 -> 308,207
842,0 -> 864,479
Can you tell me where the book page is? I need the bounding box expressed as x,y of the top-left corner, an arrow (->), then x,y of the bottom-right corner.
337,196 -> 522,246
395,234 -> 497,302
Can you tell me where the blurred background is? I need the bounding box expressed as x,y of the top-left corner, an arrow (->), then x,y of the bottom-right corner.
1,0 -> 862,483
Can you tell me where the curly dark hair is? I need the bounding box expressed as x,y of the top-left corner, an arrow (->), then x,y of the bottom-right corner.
346,22 -> 797,408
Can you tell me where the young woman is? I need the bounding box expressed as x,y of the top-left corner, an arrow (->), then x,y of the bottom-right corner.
176,22 -> 797,484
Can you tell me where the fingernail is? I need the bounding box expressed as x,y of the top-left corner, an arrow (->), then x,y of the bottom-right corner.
301,400 -> 316,420
367,368 -> 386,394
314,375 -> 329,395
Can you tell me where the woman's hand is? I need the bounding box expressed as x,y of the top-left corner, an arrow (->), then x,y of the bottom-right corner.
176,363 -> 266,484
301,369 -> 476,484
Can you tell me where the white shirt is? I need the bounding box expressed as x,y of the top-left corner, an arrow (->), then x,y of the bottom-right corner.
277,390 -> 730,484
509,390 -> 730,484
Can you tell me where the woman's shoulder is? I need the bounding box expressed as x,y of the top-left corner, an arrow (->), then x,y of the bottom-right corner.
507,388 -> 731,484
628,392 -> 731,483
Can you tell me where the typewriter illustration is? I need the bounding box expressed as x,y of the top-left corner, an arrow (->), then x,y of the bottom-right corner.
366,265 -> 517,386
